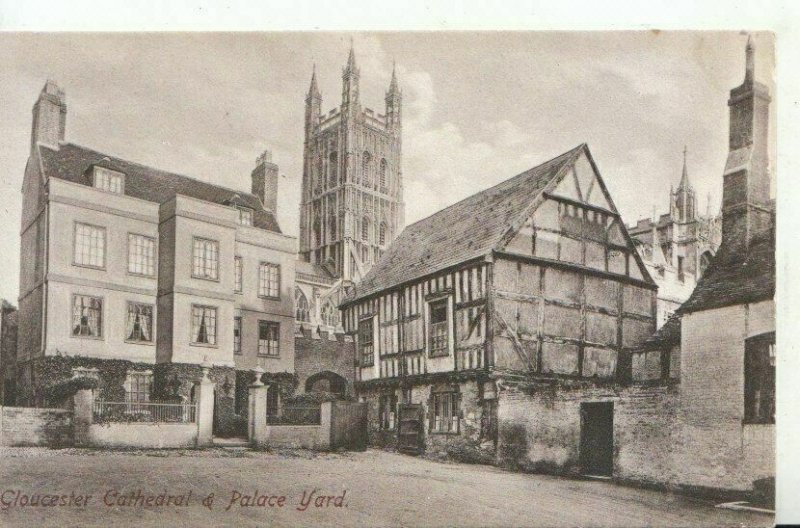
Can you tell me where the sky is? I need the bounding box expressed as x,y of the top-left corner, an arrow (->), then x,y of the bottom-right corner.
0,31 -> 776,303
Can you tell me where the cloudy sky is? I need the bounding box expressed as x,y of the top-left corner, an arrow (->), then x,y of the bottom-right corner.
0,31 -> 775,302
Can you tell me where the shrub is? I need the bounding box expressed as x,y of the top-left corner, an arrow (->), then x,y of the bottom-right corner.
44,376 -> 99,404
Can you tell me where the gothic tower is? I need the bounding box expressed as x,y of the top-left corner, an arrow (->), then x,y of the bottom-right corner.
299,45 -> 405,282
668,146 -> 699,278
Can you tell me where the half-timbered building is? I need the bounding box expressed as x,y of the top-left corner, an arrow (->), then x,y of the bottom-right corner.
341,144 -> 657,455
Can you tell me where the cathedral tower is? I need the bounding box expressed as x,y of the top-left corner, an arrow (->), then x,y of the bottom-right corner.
298,45 -> 405,282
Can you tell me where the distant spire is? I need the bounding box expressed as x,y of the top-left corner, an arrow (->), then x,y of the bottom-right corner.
678,145 -> 690,190
308,63 -> 320,98
745,34 -> 755,84
346,39 -> 357,73
389,60 -> 399,93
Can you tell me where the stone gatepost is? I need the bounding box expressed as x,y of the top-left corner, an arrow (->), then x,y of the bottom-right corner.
195,359 -> 216,447
73,388 -> 94,447
319,401 -> 333,450
248,366 -> 269,447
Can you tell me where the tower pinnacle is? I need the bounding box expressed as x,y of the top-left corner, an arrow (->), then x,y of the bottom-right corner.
308,64 -> 320,99
679,145 -> 690,190
389,61 -> 399,93
745,34 -> 755,84
345,40 -> 357,74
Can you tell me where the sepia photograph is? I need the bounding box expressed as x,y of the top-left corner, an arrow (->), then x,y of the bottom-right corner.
0,7 -> 791,526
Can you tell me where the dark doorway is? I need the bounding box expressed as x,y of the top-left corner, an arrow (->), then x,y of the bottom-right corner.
580,401 -> 614,476
305,371 -> 347,399
397,403 -> 424,455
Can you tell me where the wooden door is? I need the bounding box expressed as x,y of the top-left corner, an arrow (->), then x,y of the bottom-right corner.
580,401 -> 614,476
397,403 -> 424,455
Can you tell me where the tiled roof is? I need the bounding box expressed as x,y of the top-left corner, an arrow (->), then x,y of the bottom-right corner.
678,227 -> 775,314
350,145 -> 585,302
39,143 -> 282,233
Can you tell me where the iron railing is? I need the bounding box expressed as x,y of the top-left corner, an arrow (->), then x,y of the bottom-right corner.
93,400 -> 197,424
267,404 -> 321,425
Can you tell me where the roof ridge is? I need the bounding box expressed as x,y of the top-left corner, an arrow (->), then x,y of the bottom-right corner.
49,141 -> 266,207
402,144 -> 585,232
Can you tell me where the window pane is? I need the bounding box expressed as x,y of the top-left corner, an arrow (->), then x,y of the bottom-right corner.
128,234 -> 156,276
258,321 -> 280,356
358,318 -> 374,366
94,167 -> 124,194
233,316 -> 242,355
429,300 -> 449,357
192,238 -> 219,279
259,263 -> 280,298
126,303 -> 153,342
191,305 -> 217,345
72,295 -> 103,337
74,223 -> 106,268
234,257 -> 243,292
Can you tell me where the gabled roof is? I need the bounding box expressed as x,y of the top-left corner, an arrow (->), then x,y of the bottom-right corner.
350,144 -> 635,303
38,142 -> 282,233
678,227 -> 775,314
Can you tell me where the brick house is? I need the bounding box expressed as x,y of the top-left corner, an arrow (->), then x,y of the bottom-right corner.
14,81 -> 297,434
340,143 -> 658,457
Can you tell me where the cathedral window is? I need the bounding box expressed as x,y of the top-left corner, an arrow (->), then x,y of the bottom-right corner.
362,216 -> 370,242
321,301 -> 339,327
328,152 -> 338,187
379,159 -> 388,192
362,152 -> 372,186
295,288 -> 310,322
329,215 -> 337,240
313,216 -> 321,247
379,222 -> 387,246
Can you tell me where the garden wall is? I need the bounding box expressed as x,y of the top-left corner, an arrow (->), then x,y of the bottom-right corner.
0,405 -> 73,447
87,423 -> 197,448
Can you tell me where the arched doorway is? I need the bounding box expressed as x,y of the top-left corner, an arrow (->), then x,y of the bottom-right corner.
305,371 -> 347,399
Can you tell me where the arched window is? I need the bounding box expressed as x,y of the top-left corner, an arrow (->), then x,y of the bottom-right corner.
295,288 -> 310,322
362,152 -> 372,186
321,301 -> 339,327
379,159 -> 387,190
313,216 -> 321,247
328,152 -> 338,187
329,214 -> 337,240
362,216 -> 370,242
379,222 -> 387,246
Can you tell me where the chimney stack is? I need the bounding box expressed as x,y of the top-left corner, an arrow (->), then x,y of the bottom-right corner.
721,36 -> 772,254
251,149 -> 279,215
30,80 -> 67,154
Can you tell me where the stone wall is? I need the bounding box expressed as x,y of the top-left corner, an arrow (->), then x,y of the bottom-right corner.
672,301 -> 775,492
294,333 -> 355,398
87,423 -> 197,448
496,380 -> 679,487
0,405 -> 73,447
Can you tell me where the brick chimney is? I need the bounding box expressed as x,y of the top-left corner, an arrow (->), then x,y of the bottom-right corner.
721,36 -> 772,254
251,149 -> 279,214
30,80 -> 67,154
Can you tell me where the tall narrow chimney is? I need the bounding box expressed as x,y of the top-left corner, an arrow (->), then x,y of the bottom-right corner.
251,149 -> 279,214
721,36 -> 772,254
30,80 -> 67,154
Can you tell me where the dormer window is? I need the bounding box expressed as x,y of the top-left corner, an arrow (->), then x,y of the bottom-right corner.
237,207 -> 253,226
93,166 -> 124,194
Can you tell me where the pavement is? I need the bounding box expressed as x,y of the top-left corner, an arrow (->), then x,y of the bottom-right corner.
0,447 -> 774,527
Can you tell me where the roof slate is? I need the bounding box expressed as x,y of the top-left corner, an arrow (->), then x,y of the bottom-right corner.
39,143 -> 282,233
678,227 -> 775,314
350,145 -> 585,302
